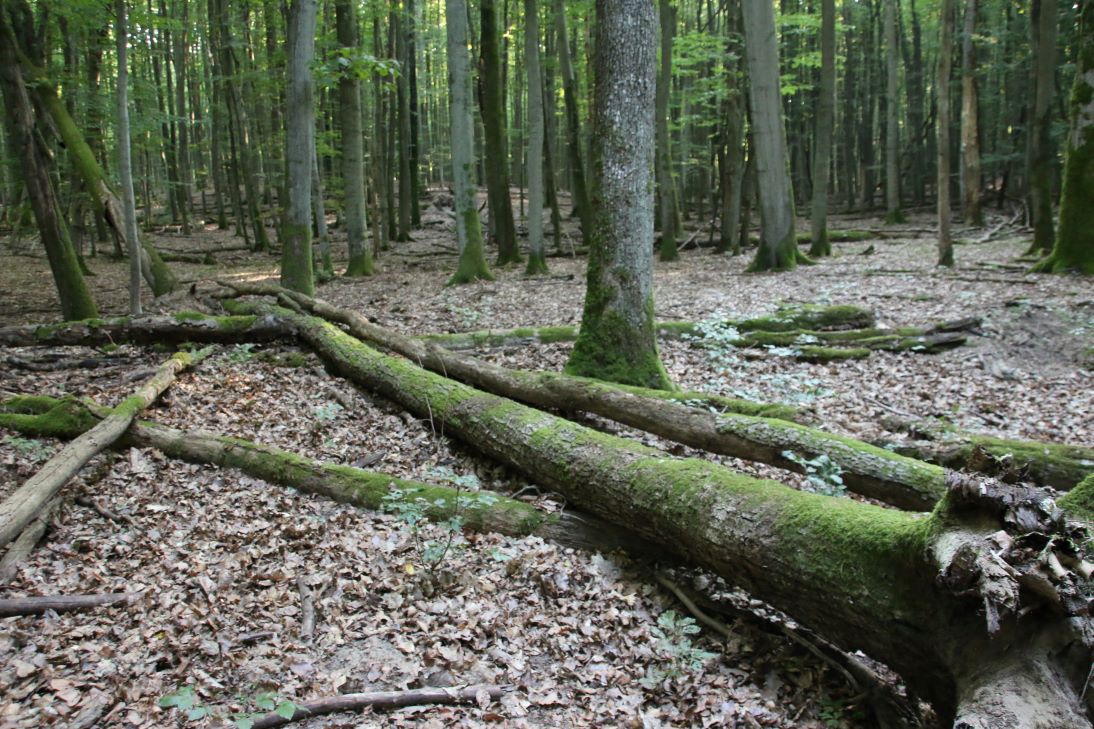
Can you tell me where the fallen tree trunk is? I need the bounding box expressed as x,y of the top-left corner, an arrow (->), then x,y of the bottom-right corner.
0,314 -> 287,348
0,350 -> 205,549
0,592 -> 137,617
250,304 -> 1094,725
0,499 -> 57,584
222,286 -> 947,510
0,396 -> 651,556
881,416 -> 1094,491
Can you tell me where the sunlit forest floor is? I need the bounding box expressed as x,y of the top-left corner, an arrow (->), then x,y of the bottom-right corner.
1,195 -> 1091,727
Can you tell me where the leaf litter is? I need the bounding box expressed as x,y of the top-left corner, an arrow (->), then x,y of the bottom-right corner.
0,210 -> 1091,727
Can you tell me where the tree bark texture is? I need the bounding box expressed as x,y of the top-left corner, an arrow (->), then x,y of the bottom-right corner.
553,0 -> 593,238
336,0 -> 372,277
479,0 -> 520,265
524,0 -> 547,275
960,0 -> 983,226
565,0 -> 671,390
1026,0 -> 1057,256
115,0 -> 142,316
281,0 -> 318,294
937,0 -> 956,267
656,0 -> 679,262
883,0 -> 904,223
809,0 -> 836,257
445,0 -> 493,284
742,0 -> 798,271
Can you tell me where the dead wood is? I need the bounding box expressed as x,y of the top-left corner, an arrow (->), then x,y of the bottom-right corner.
0,349 -> 205,549
0,314 -> 287,348
221,286 -> 949,510
0,591 -> 137,617
0,399 -> 656,556
244,302 -> 1094,725
0,498 -> 57,584
248,685 -> 506,728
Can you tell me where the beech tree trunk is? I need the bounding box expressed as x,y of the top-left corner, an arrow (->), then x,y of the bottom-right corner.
524,0 -> 547,275
336,0 -> 373,277
553,0 -> 592,238
883,0 -> 904,224
742,0 -> 798,271
115,0 -> 142,316
937,0 -> 956,267
1025,0 -> 1057,256
960,0 -> 983,226
656,0 -> 679,262
809,0 -> 836,257
479,0 -> 520,265
281,0 -> 318,295
565,0 -> 671,390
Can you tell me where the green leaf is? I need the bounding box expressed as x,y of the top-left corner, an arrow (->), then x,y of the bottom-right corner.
276,701 -> 298,719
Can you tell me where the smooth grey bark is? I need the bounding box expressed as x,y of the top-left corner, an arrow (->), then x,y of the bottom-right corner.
396,7 -> 413,241
883,0 -> 903,223
742,0 -> 798,271
524,0 -> 547,275
281,0 -> 318,295
717,6 -> 746,256
445,0 -> 492,283
479,0 -> 520,265
564,0 -> 670,389
115,0 -> 141,316
336,0 -> 373,276
809,0 -> 836,257
553,0 -> 592,237
311,146 -> 331,278
656,0 -> 678,262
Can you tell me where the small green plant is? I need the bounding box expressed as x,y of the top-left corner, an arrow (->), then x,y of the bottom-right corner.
226,343 -> 258,363
383,467 -> 496,573
639,610 -> 718,688
2,435 -> 53,462
781,450 -> 846,497
159,686 -> 300,728
312,402 -> 344,424
816,694 -> 865,728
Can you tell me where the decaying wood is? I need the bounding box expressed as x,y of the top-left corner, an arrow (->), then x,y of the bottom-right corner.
0,400 -> 656,556
248,685 -> 506,728
0,592 -> 137,617
297,575 -> 315,641
245,303 -> 1093,725
221,286 -> 948,510
0,314 -> 286,348
0,349 -> 205,549
0,498 -> 57,584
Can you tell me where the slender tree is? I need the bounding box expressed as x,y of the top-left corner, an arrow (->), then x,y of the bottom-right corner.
1026,0 -> 1057,255
742,0 -> 799,271
656,0 -> 679,261
883,0 -> 904,223
446,0 -> 493,284
480,0 -> 520,265
116,0 -> 141,316
524,0 -> 547,275
960,0 -> 983,225
553,0 -> 593,237
281,0 -> 318,295
337,0 -> 372,277
937,0 -> 956,267
565,0 -> 671,390
1033,0 -> 1094,273
809,0 -> 836,256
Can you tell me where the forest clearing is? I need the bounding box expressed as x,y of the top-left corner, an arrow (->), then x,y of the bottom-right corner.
2,0 -> 1094,725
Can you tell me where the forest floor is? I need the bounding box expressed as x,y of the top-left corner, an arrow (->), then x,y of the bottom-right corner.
0,196 -> 1092,728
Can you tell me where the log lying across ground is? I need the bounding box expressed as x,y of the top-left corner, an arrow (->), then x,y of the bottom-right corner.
0,313 -> 286,348
0,349 -> 206,550
415,305 -> 977,362
0,592 -> 137,618
0,396 -> 651,556
252,304 -> 1094,726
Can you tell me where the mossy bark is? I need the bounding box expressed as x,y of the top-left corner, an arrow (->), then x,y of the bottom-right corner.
245,305 -> 1094,725
565,0 -> 670,390
0,350 -> 202,549
1033,1 -> 1094,275
0,313 -> 285,348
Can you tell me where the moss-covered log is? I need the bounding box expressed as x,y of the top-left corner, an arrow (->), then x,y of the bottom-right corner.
0,350 -> 203,549
242,304 -> 1094,725
223,285 -> 953,509
0,313 -> 287,348
881,416 -> 1094,491
0,396 -> 648,556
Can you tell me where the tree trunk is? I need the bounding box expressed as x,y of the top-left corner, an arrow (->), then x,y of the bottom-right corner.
809,0 -> 836,256
565,0 -> 670,390
281,0 -> 318,295
903,0 -> 927,205
742,0 -> 799,271
0,13 -> 98,320
116,0 -> 143,317
268,304 -> 1094,727
656,0 -> 679,262
960,0 -> 983,226
1025,0 -> 1057,256
445,0 -> 493,284
553,0 -> 592,238
396,7 -> 413,242
524,0 -> 547,275
1032,0 -> 1094,274
479,0 -> 520,265
311,146 -> 331,278
0,350 -> 201,550
937,0 -> 956,267
336,0 -> 373,277
883,0 -> 904,224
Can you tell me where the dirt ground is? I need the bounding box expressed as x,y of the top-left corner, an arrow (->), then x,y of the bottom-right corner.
0,201 -> 1091,728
